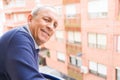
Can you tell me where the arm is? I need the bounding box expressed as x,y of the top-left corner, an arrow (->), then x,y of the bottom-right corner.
5,32 -> 46,80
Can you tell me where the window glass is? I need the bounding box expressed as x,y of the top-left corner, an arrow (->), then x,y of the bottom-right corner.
15,0 -> 25,6
98,64 -> 107,77
117,36 -> 120,52
117,68 -> 120,80
68,31 -> 74,43
88,0 -> 108,18
88,33 -> 97,47
74,32 -> 81,43
55,6 -> 62,16
66,5 -> 76,18
70,56 -> 76,65
76,58 -> 82,67
89,61 -> 97,72
97,34 -> 106,49
57,52 -> 65,62
55,30 -> 64,40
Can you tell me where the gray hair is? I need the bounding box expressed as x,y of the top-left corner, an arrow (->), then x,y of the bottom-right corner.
31,6 -> 57,17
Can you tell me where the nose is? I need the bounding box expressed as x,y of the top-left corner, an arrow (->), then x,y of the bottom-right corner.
47,23 -> 55,31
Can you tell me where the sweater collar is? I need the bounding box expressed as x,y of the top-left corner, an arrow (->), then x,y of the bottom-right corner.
25,25 -> 39,50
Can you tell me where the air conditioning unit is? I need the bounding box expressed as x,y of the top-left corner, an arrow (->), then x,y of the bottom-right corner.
80,66 -> 88,74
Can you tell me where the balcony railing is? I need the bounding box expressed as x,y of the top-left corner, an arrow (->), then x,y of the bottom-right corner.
41,73 -> 65,80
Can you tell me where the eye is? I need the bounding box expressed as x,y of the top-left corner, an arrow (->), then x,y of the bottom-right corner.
54,22 -> 58,29
43,17 -> 51,22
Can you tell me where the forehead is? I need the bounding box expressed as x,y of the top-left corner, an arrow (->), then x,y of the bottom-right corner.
38,8 -> 58,22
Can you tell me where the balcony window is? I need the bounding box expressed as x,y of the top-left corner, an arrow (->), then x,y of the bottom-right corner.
88,33 -> 107,49
68,31 -> 81,44
65,4 -> 76,18
76,57 -> 82,67
88,0 -> 108,18
68,31 -> 74,43
70,56 -> 76,66
74,32 -> 81,44
70,55 -> 82,67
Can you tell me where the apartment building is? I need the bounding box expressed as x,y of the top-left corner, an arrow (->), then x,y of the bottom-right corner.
2,0 -> 36,32
81,0 -> 120,80
1,0 -> 120,80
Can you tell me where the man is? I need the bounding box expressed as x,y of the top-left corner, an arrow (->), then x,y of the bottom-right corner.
0,6 -> 58,80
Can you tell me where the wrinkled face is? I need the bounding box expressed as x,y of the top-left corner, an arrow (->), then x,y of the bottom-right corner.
28,8 -> 58,45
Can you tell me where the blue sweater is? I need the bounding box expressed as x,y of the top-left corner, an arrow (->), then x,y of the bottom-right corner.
0,26 -> 46,80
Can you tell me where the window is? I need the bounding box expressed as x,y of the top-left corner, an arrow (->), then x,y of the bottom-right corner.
15,0 -> 25,7
97,64 -> 107,77
89,61 -> 97,74
116,68 -> 120,80
55,30 -> 64,41
0,13 -> 5,23
118,0 -> 120,17
76,57 -> 82,67
65,4 -> 76,18
88,33 -> 107,49
35,0 -> 40,6
57,52 -> 65,62
14,14 -> 26,22
97,34 -> 107,49
117,36 -> 120,52
55,6 -> 62,16
68,31 -> 81,44
68,31 -> 74,43
0,0 -> 3,9
70,55 -> 82,67
70,56 -> 76,65
89,61 -> 107,78
88,0 -> 108,18
88,33 -> 97,48
74,32 -> 81,44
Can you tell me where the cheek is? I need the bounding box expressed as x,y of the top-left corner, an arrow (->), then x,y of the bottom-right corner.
37,28 -> 41,37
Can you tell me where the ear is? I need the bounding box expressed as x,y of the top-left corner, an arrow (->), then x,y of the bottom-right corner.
27,14 -> 33,23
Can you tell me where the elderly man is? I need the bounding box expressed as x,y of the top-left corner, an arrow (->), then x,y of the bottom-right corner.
0,6 -> 58,80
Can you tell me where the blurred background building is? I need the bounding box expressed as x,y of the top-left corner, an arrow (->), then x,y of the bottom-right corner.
0,0 -> 120,80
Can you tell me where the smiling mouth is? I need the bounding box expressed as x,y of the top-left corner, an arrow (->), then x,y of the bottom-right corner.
41,29 -> 50,36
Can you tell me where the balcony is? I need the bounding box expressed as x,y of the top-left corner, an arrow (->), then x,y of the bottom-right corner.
39,66 -> 76,80
64,14 -> 81,31
63,0 -> 80,5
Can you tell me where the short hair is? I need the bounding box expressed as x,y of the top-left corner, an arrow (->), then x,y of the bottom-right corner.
31,6 -> 57,17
